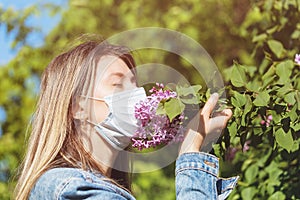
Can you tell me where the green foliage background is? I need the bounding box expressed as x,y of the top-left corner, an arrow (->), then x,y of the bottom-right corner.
0,0 -> 299,199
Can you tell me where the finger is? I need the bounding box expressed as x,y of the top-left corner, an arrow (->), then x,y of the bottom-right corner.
186,111 -> 200,130
212,108 -> 232,118
201,93 -> 219,120
209,115 -> 231,132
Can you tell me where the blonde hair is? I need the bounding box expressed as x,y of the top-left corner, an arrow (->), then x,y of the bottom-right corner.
14,37 -> 136,199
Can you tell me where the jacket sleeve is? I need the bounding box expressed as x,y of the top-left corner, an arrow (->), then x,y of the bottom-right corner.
29,168 -> 135,200
175,152 -> 239,200
59,177 -> 130,200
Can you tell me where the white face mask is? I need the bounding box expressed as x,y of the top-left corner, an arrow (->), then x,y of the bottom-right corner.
87,87 -> 146,150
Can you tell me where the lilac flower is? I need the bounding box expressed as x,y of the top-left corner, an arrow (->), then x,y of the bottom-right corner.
260,114 -> 273,127
226,147 -> 238,161
295,54 -> 300,65
132,83 -> 185,150
267,115 -> 273,121
243,140 -> 251,152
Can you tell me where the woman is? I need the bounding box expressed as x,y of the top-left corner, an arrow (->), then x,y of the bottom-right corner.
15,37 -> 238,199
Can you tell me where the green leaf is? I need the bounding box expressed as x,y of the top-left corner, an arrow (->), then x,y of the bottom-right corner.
231,91 -> 247,108
291,30 -> 300,39
291,122 -> 300,131
212,144 -> 221,158
252,33 -> 267,42
277,83 -> 293,97
253,91 -> 270,106
295,91 -> 300,110
156,103 -> 166,115
288,105 -> 298,122
267,39 -> 284,58
262,65 -> 276,88
245,65 -> 257,78
179,95 -> 201,104
164,98 -> 185,121
165,83 -> 176,91
176,85 -> 202,96
246,81 -> 260,92
268,191 -> 286,200
228,121 -> 237,137
230,63 -> 247,87
244,95 -> 253,115
245,164 -> 259,183
274,128 -> 294,152
205,88 -> 211,99
241,187 -> 256,200
241,95 -> 252,126
284,92 -> 296,104
275,60 -> 293,84
259,58 -> 272,75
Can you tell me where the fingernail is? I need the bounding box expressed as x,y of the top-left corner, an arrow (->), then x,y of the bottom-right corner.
212,93 -> 218,98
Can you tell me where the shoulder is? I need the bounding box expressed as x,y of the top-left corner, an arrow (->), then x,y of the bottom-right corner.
29,168 -> 134,200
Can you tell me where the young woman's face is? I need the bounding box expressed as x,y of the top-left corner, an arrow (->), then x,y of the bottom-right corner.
92,55 -> 137,123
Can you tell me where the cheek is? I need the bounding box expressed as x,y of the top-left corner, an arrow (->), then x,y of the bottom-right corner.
94,83 -> 108,97
92,101 -> 110,123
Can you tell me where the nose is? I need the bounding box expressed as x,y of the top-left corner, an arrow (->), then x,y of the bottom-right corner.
123,74 -> 137,90
123,81 -> 137,90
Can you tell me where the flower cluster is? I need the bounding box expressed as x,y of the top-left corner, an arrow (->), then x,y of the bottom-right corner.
226,140 -> 251,162
260,115 -> 273,127
132,83 -> 185,150
295,54 -> 300,65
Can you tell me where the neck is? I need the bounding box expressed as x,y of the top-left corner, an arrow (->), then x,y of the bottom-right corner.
83,129 -> 119,177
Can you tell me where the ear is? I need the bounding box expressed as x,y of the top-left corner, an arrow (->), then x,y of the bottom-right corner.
72,97 -> 88,120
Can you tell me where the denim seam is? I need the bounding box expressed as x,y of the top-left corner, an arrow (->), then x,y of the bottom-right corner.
219,176 -> 239,194
56,177 -> 77,200
220,186 -> 236,193
176,152 -> 219,161
81,170 -> 93,182
57,177 -> 122,198
212,176 -> 218,200
176,167 -> 218,177
81,170 -> 121,194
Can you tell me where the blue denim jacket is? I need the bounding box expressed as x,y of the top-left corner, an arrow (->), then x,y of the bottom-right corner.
30,152 -> 238,199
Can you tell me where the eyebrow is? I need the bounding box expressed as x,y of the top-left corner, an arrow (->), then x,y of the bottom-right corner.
110,72 -> 125,77
109,72 -> 136,82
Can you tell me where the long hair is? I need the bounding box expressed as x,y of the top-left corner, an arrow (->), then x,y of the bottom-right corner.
14,36 -> 136,200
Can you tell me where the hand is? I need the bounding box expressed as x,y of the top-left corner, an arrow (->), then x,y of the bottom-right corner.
179,93 -> 232,155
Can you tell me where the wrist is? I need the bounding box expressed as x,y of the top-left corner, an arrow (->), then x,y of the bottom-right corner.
178,129 -> 205,156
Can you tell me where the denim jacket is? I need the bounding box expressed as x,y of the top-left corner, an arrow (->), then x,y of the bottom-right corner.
30,152 -> 238,199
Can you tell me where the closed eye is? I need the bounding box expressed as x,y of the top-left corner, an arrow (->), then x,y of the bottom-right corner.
112,83 -> 123,87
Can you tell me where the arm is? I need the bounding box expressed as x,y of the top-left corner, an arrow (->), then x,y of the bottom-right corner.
175,152 -> 239,200
179,93 -> 232,155
176,93 -> 238,200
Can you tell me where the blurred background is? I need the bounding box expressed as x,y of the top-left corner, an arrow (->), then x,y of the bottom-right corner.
0,0 -> 299,199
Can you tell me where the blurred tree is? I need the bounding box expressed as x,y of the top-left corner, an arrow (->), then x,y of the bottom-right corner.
1,0 -> 299,199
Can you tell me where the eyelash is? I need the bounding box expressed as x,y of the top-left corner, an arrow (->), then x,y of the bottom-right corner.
112,83 -> 122,87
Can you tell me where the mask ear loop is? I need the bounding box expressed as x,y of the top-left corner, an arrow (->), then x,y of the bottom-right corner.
80,95 -> 105,127
86,119 -> 97,127
80,95 -> 105,102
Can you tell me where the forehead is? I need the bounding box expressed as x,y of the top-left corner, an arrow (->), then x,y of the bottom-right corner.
97,55 -> 133,77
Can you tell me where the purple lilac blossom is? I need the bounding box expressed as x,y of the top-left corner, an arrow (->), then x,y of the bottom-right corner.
260,114 -> 273,127
295,54 -> 300,65
226,147 -> 238,161
243,140 -> 251,152
132,83 -> 185,150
